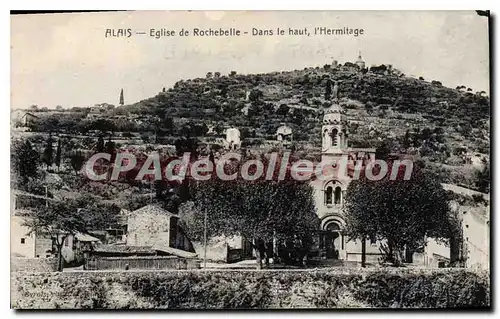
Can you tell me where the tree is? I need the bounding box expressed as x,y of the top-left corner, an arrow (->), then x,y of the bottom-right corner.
277,104 -> 290,117
375,141 -> 390,161
475,161 -> 490,193
105,137 -> 117,164
11,140 -> 40,186
189,159 -> 319,269
42,135 -> 54,169
344,167 -> 452,266
69,151 -> 85,175
214,124 -> 224,136
91,119 -> 116,133
29,105 -> 39,111
325,79 -> 332,100
248,89 -> 263,103
119,89 -> 124,106
55,139 -> 62,170
56,105 -> 63,111
96,136 -> 105,153
23,195 -> 120,271
403,130 -> 411,148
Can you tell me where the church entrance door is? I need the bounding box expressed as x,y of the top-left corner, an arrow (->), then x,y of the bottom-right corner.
323,221 -> 342,259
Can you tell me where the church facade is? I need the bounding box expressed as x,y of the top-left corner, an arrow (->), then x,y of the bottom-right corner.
309,83 -> 380,263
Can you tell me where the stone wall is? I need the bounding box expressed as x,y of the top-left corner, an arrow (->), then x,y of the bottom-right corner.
11,268 -> 489,309
85,256 -> 200,270
11,258 -> 58,272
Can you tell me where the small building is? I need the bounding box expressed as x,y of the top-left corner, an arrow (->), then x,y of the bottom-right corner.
11,215 -> 53,259
224,127 -> 241,150
276,124 -> 293,143
11,110 -> 39,128
126,204 -> 195,253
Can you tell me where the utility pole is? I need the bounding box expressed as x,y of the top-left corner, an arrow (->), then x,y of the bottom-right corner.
44,186 -> 48,208
361,237 -> 366,268
149,180 -> 153,204
203,207 -> 208,269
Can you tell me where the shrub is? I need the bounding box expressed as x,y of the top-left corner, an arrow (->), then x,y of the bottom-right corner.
11,269 -> 490,309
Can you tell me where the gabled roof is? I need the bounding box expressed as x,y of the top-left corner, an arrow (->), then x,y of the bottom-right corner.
22,112 -> 40,119
75,232 -> 101,242
131,204 -> 175,216
152,239 -> 198,259
94,244 -> 156,254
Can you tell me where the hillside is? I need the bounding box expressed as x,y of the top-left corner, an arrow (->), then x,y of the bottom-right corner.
24,62 -> 490,189
121,64 -> 489,152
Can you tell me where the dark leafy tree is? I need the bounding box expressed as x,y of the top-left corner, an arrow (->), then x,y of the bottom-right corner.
189,158 -> 319,269
344,166 -> 453,266
403,130 -> 411,148
96,136 -> 105,153
41,135 -> 54,169
105,137 -> 117,164
11,140 -> 40,186
91,119 -> 116,133
69,151 -> 85,175
375,142 -> 390,161
249,89 -> 263,103
55,139 -> 62,170
475,161 -> 490,193
325,79 -> 332,100
277,104 -> 290,117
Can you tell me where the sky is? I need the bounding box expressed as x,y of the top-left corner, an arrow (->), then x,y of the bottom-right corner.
11,11 -> 490,110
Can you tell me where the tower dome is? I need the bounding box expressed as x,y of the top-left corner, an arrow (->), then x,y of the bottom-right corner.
323,102 -> 347,126
355,51 -> 365,70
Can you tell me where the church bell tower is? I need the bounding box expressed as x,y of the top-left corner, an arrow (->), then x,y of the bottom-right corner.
322,81 -> 348,162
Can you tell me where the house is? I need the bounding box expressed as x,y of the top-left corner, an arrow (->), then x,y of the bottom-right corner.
11,215 -> 53,259
224,128 -> 241,150
126,204 -> 195,253
276,124 -> 293,143
11,110 -> 39,128
86,205 -> 199,270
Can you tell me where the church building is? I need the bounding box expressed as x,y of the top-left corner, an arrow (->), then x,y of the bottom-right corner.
309,82 -> 379,263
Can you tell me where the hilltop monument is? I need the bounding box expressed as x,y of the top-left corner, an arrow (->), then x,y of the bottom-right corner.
332,81 -> 339,102
355,51 -> 366,69
119,89 -> 124,106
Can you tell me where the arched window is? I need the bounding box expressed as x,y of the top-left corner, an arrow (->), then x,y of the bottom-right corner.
331,128 -> 338,146
334,186 -> 342,204
323,129 -> 330,148
341,129 -> 347,147
325,186 -> 333,205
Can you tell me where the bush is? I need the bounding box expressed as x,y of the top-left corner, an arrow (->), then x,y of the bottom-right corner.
11,269 -> 489,309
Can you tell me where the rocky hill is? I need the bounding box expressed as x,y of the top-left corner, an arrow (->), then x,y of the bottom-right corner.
25,63 -> 490,190
122,64 -> 489,153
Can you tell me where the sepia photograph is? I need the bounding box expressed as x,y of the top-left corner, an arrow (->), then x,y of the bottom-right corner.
10,10 -> 490,309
